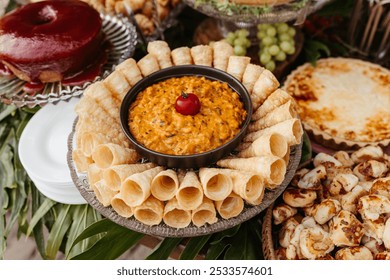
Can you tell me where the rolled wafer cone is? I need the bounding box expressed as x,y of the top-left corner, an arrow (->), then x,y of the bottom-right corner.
244,118 -> 303,146
77,114 -> 129,147
87,163 -> 102,188
199,168 -> 233,201
75,94 -> 114,123
176,171 -> 204,210
252,69 -> 280,105
134,195 -> 164,226
234,141 -> 251,152
115,58 -> 143,86
137,54 -> 160,77
147,40 -> 173,69
91,180 -> 118,207
92,143 -> 140,169
104,70 -> 131,101
212,40 -> 233,71
242,64 -> 265,94
226,55 -> 251,81
151,169 -> 179,201
192,197 -> 218,227
191,45 -> 213,67
215,192 -> 244,219
72,149 -> 93,173
171,46 -> 193,65
250,94 -> 264,111
216,156 -> 286,186
103,163 -> 156,192
84,82 -> 120,119
283,145 -> 291,165
249,100 -> 297,132
237,132 -> 288,158
225,169 -> 265,205
163,197 -> 191,228
111,193 -> 133,218
252,89 -> 292,121
79,132 -> 111,157
121,166 -> 164,207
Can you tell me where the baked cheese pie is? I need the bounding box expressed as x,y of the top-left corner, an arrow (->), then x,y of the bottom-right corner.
284,58 -> 390,149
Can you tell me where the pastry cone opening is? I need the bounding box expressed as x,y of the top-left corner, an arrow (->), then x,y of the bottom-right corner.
176,171 -> 203,210
151,170 -> 179,201
133,195 -> 164,226
292,120 -> 303,144
103,163 -> 155,192
245,175 -> 263,198
135,209 -> 160,225
205,174 -> 231,200
155,176 -> 176,195
215,193 -> 244,219
192,197 -> 218,227
176,187 -> 203,209
164,209 -> 191,228
92,144 -> 139,169
80,132 -> 109,157
111,194 -> 133,218
270,159 -> 286,185
269,134 -> 289,158
192,210 -> 215,227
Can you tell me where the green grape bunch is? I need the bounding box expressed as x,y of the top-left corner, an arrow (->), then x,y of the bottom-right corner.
225,29 -> 251,56
257,23 -> 296,71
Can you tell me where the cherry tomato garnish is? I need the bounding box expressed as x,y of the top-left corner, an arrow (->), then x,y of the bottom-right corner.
175,92 -> 201,116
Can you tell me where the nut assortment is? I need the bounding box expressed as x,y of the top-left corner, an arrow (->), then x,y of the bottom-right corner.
272,146 -> 390,260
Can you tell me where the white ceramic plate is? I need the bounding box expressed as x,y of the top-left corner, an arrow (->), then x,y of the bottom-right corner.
19,98 -> 80,184
31,177 -> 86,205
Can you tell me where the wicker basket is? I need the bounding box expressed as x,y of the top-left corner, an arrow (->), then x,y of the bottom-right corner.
261,203 -> 277,260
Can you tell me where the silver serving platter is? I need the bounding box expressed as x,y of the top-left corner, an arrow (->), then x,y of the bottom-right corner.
67,117 -> 302,238
0,13 -> 137,108
183,0 -> 335,24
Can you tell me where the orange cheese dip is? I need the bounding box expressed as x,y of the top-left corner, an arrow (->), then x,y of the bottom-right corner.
128,76 -> 247,155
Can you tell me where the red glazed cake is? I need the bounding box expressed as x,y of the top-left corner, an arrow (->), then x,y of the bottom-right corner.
0,0 -> 104,83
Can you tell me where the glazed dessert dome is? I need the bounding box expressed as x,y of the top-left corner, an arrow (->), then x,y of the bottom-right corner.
0,0 -> 104,83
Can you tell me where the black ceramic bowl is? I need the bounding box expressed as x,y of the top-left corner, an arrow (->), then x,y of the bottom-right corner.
120,65 -> 252,169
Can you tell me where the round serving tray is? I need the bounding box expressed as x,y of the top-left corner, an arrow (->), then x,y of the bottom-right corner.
183,0 -> 334,24
0,13 -> 137,108
67,117 -> 302,238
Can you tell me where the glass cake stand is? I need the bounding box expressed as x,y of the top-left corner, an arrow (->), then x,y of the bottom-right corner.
185,0 -> 334,38
0,13 -> 138,108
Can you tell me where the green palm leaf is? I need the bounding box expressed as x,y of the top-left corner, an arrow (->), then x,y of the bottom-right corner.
65,205 -> 101,259
223,220 -> 262,260
26,198 -> 56,237
179,235 -> 211,260
70,221 -> 143,260
45,204 -> 72,259
146,238 -> 183,260
31,183 -> 48,259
